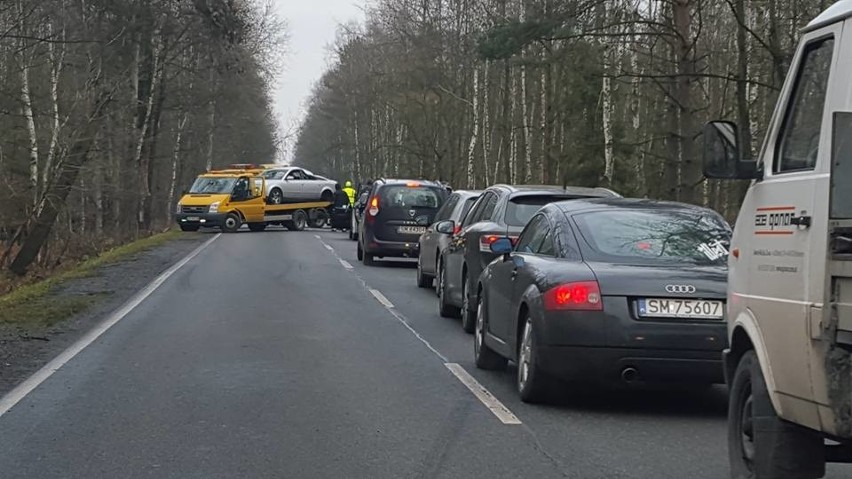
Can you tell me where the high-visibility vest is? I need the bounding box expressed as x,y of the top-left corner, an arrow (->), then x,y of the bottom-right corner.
343,187 -> 356,205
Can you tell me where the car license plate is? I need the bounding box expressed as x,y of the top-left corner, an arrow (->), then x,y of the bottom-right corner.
186,216 -> 200,221
638,298 -> 723,319
398,226 -> 426,235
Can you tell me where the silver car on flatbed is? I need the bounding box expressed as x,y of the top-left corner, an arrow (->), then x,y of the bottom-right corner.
261,166 -> 336,204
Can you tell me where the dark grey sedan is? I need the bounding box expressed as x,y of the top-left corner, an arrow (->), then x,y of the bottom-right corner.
437,184 -> 620,333
474,198 -> 732,403
416,190 -> 482,288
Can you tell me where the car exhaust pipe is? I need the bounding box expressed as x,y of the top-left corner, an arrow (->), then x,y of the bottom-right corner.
621,367 -> 639,383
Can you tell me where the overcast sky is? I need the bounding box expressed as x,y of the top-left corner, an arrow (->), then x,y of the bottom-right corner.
273,0 -> 366,161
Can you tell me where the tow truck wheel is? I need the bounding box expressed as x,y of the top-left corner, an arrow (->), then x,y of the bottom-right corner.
728,350 -> 825,479
248,223 -> 267,232
286,210 -> 307,231
179,224 -> 200,232
221,213 -> 242,233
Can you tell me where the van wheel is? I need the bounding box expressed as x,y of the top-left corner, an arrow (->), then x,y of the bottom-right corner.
728,350 -> 825,479
248,223 -> 267,232
363,252 -> 375,266
221,213 -> 242,233
179,224 -> 200,232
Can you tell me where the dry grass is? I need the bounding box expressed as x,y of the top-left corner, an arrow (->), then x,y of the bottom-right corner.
0,230 -> 182,328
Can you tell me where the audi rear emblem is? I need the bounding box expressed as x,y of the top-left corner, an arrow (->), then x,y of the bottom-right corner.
665,284 -> 696,294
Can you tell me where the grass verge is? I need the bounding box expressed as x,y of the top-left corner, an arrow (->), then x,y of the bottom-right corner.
0,230 -> 182,329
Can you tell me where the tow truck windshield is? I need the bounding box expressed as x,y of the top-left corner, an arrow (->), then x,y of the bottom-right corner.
189,177 -> 237,194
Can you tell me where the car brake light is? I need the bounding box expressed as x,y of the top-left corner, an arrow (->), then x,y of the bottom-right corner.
509,235 -> 519,246
406,182 -> 421,187
453,224 -> 462,235
479,235 -> 502,252
367,196 -> 380,222
543,281 -> 603,311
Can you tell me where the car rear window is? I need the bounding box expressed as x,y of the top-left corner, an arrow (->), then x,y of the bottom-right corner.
504,195 -> 578,226
380,185 -> 443,209
573,209 -> 732,265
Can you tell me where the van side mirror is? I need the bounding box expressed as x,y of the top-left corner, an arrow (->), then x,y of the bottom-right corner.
703,121 -> 761,180
435,220 -> 455,235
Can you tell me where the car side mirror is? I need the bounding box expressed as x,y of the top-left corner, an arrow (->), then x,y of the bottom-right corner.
703,121 -> 761,180
490,237 -> 513,256
435,220 -> 455,235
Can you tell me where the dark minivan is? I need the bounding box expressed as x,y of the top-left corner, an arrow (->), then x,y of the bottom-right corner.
357,179 -> 449,266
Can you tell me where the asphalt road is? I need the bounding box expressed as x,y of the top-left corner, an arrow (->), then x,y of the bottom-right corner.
0,228 -> 850,478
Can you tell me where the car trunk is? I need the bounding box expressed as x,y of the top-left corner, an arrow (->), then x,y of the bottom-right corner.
374,185 -> 445,242
588,262 -> 727,299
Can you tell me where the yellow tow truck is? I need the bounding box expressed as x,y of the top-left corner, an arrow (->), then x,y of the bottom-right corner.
175,165 -> 331,233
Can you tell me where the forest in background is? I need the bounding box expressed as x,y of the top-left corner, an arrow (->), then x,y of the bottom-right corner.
0,0 -> 284,277
294,0 -> 837,219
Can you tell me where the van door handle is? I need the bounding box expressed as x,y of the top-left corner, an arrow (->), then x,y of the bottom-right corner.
791,215 -> 812,228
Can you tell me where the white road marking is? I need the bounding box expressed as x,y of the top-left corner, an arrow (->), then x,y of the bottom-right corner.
317,235 -> 516,425
445,363 -> 522,425
0,233 -> 222,419
314,234 -> 322,239
370,289 -> 395,309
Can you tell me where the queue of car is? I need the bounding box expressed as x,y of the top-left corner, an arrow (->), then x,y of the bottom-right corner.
347,178 -> 733,404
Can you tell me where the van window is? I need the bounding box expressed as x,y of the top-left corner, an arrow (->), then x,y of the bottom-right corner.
775,37 -> 834,173
379,185 -> 442,209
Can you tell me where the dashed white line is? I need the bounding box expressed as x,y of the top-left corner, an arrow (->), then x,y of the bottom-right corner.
0,233 -> 222,419
445,363 -> 522,425
314,234 -> 322,239
317,234 -> 520,425
370,289 -> 395,309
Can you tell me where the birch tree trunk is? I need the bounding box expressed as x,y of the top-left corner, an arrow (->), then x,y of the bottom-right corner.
466,67 -> 480,188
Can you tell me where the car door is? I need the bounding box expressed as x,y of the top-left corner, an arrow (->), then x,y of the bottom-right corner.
446,192 -> 493,306
734,30 -> 839,411
422,193 -> 459,275
502,213 -> 553,344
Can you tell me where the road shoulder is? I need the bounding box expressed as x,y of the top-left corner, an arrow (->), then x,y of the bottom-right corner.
0,232 -> 212,396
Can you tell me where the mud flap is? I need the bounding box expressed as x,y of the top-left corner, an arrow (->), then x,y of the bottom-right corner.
827,344 -> 852,438
752,357 -> 826,478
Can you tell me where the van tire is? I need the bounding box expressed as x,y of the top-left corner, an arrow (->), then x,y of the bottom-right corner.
179,224 -> 200,232
728,350 -> 825,479
357,242 -> 364,261
221,213 -> 242,233
363,252 -> 375,266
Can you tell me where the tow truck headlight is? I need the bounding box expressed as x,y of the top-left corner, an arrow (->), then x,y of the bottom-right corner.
209,201 -> 220,213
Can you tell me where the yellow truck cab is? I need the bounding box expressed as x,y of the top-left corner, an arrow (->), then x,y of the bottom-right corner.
176,165 -> 331,233
704,1 -> 852,477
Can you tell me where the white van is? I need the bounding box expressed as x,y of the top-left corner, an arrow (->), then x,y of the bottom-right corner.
703,1 -> 852,477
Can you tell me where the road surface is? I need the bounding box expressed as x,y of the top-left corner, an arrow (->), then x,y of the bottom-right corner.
0,229 -> 849,478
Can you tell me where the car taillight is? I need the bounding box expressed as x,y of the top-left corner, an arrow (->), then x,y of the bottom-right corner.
479,235 -> 502,252
479,234 -> 519,251
453,224 -> 462,235
367,196 -> 380,221
543,281 -> 603,311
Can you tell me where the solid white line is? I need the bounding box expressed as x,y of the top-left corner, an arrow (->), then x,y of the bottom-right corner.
339,259 -> 353,270
0,233 -> 221,419
370,289 -> 395,309
445,363 -> 522,425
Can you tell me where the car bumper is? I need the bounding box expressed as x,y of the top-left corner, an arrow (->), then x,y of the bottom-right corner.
363,236 -> 420,257
534,296 -> 727,384
176,213 -> 227,227
536,345 -> 724,384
